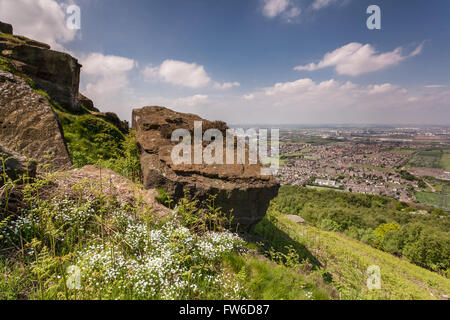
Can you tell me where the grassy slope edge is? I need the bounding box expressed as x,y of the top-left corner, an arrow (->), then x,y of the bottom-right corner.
253,208 -> 450,300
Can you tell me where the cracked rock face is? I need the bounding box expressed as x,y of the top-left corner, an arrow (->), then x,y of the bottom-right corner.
0,69 -> 72,171
0,25 -> 81,113
132,106 -> 279,227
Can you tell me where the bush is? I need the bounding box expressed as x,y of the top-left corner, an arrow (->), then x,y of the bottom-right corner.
60,113 -> 125,167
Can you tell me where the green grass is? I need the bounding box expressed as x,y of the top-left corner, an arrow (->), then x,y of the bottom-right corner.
224,253 -> 335,300
53,107 -> 140,182
415,191 -> 450,211
0,171 -> 335,300
253,210 -> 450,300
272,186 -> 450,272
0,56 -> 15,73
408,149 -> 445,169
388,148 -> 416,155
441,152 -> 450,171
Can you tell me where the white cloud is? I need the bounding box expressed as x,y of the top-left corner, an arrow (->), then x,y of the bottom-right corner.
82,53 -> 136,75
285,7 -> 301,19
265,78 -> 315,96
262,78 -> 404,99
143,59 -> 239,90
80,53 -> 136,109
262,0 -> 290,18
367,83 -> 397,95
262,0 -> 301,20
229,77 -> 450,124
294,42 -> 424,76
245,77 -> 419,113
213,81 -> 241,90
158,60 -> 211,88
311,0 -> 338,10
173,94 -> 209,107
408,97 -> 420,103
0,0 -> 77,50
142,65 -> 159,79
424,85 -> 446,88
85,75 -> 130,97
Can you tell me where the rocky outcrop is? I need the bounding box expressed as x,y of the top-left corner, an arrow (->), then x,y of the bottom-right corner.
95,112 -> 129,134
78,92 -> 99,112
132,106 -> 279,226
78,93 -> 129,133
0,22 -> 81,113
0,69 -> 72,171
0,145 -> 36,186
53,165 -> 170,217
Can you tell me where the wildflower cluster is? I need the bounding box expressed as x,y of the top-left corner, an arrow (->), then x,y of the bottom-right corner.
75,212 -> 246,300
0,192 -> 249,300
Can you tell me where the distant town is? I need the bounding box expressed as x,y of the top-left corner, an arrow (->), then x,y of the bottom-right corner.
273,126 -> 450,210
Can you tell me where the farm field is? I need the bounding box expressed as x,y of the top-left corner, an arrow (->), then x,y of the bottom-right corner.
408,149 -> 446,169
441,151 -> 450,171
415,191 -> 450,211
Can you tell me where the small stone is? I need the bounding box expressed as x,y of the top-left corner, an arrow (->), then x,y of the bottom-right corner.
285,215 -> 306,225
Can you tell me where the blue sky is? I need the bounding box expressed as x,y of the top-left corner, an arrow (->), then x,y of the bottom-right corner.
1,0 -> 450,124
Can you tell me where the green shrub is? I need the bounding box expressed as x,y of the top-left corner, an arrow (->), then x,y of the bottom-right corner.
99,131 -> 141,182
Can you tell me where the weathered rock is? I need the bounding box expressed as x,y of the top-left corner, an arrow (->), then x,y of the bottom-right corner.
0,69 -> 72,171
0,145 -> 36,186
0,145 -> 36,217
132,106 -> 279,226
53,165 -> 170,217
78,93 -> 129,133
0,24 -> 81,113
78,92 -> 99,112
0,21 -> 13,35
285,215 -> 306,225
95,112 -> 129,134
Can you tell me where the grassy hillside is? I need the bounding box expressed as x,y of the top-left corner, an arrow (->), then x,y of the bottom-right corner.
253,209 -> 450,300
272,186 -> 450,273
0,170 -> 336,300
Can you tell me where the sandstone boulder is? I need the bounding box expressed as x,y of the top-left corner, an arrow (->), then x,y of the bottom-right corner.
0,24 -> 81,113
0,69 -> 72,171
132,106 -> 279,226
53,165 -> 170,217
